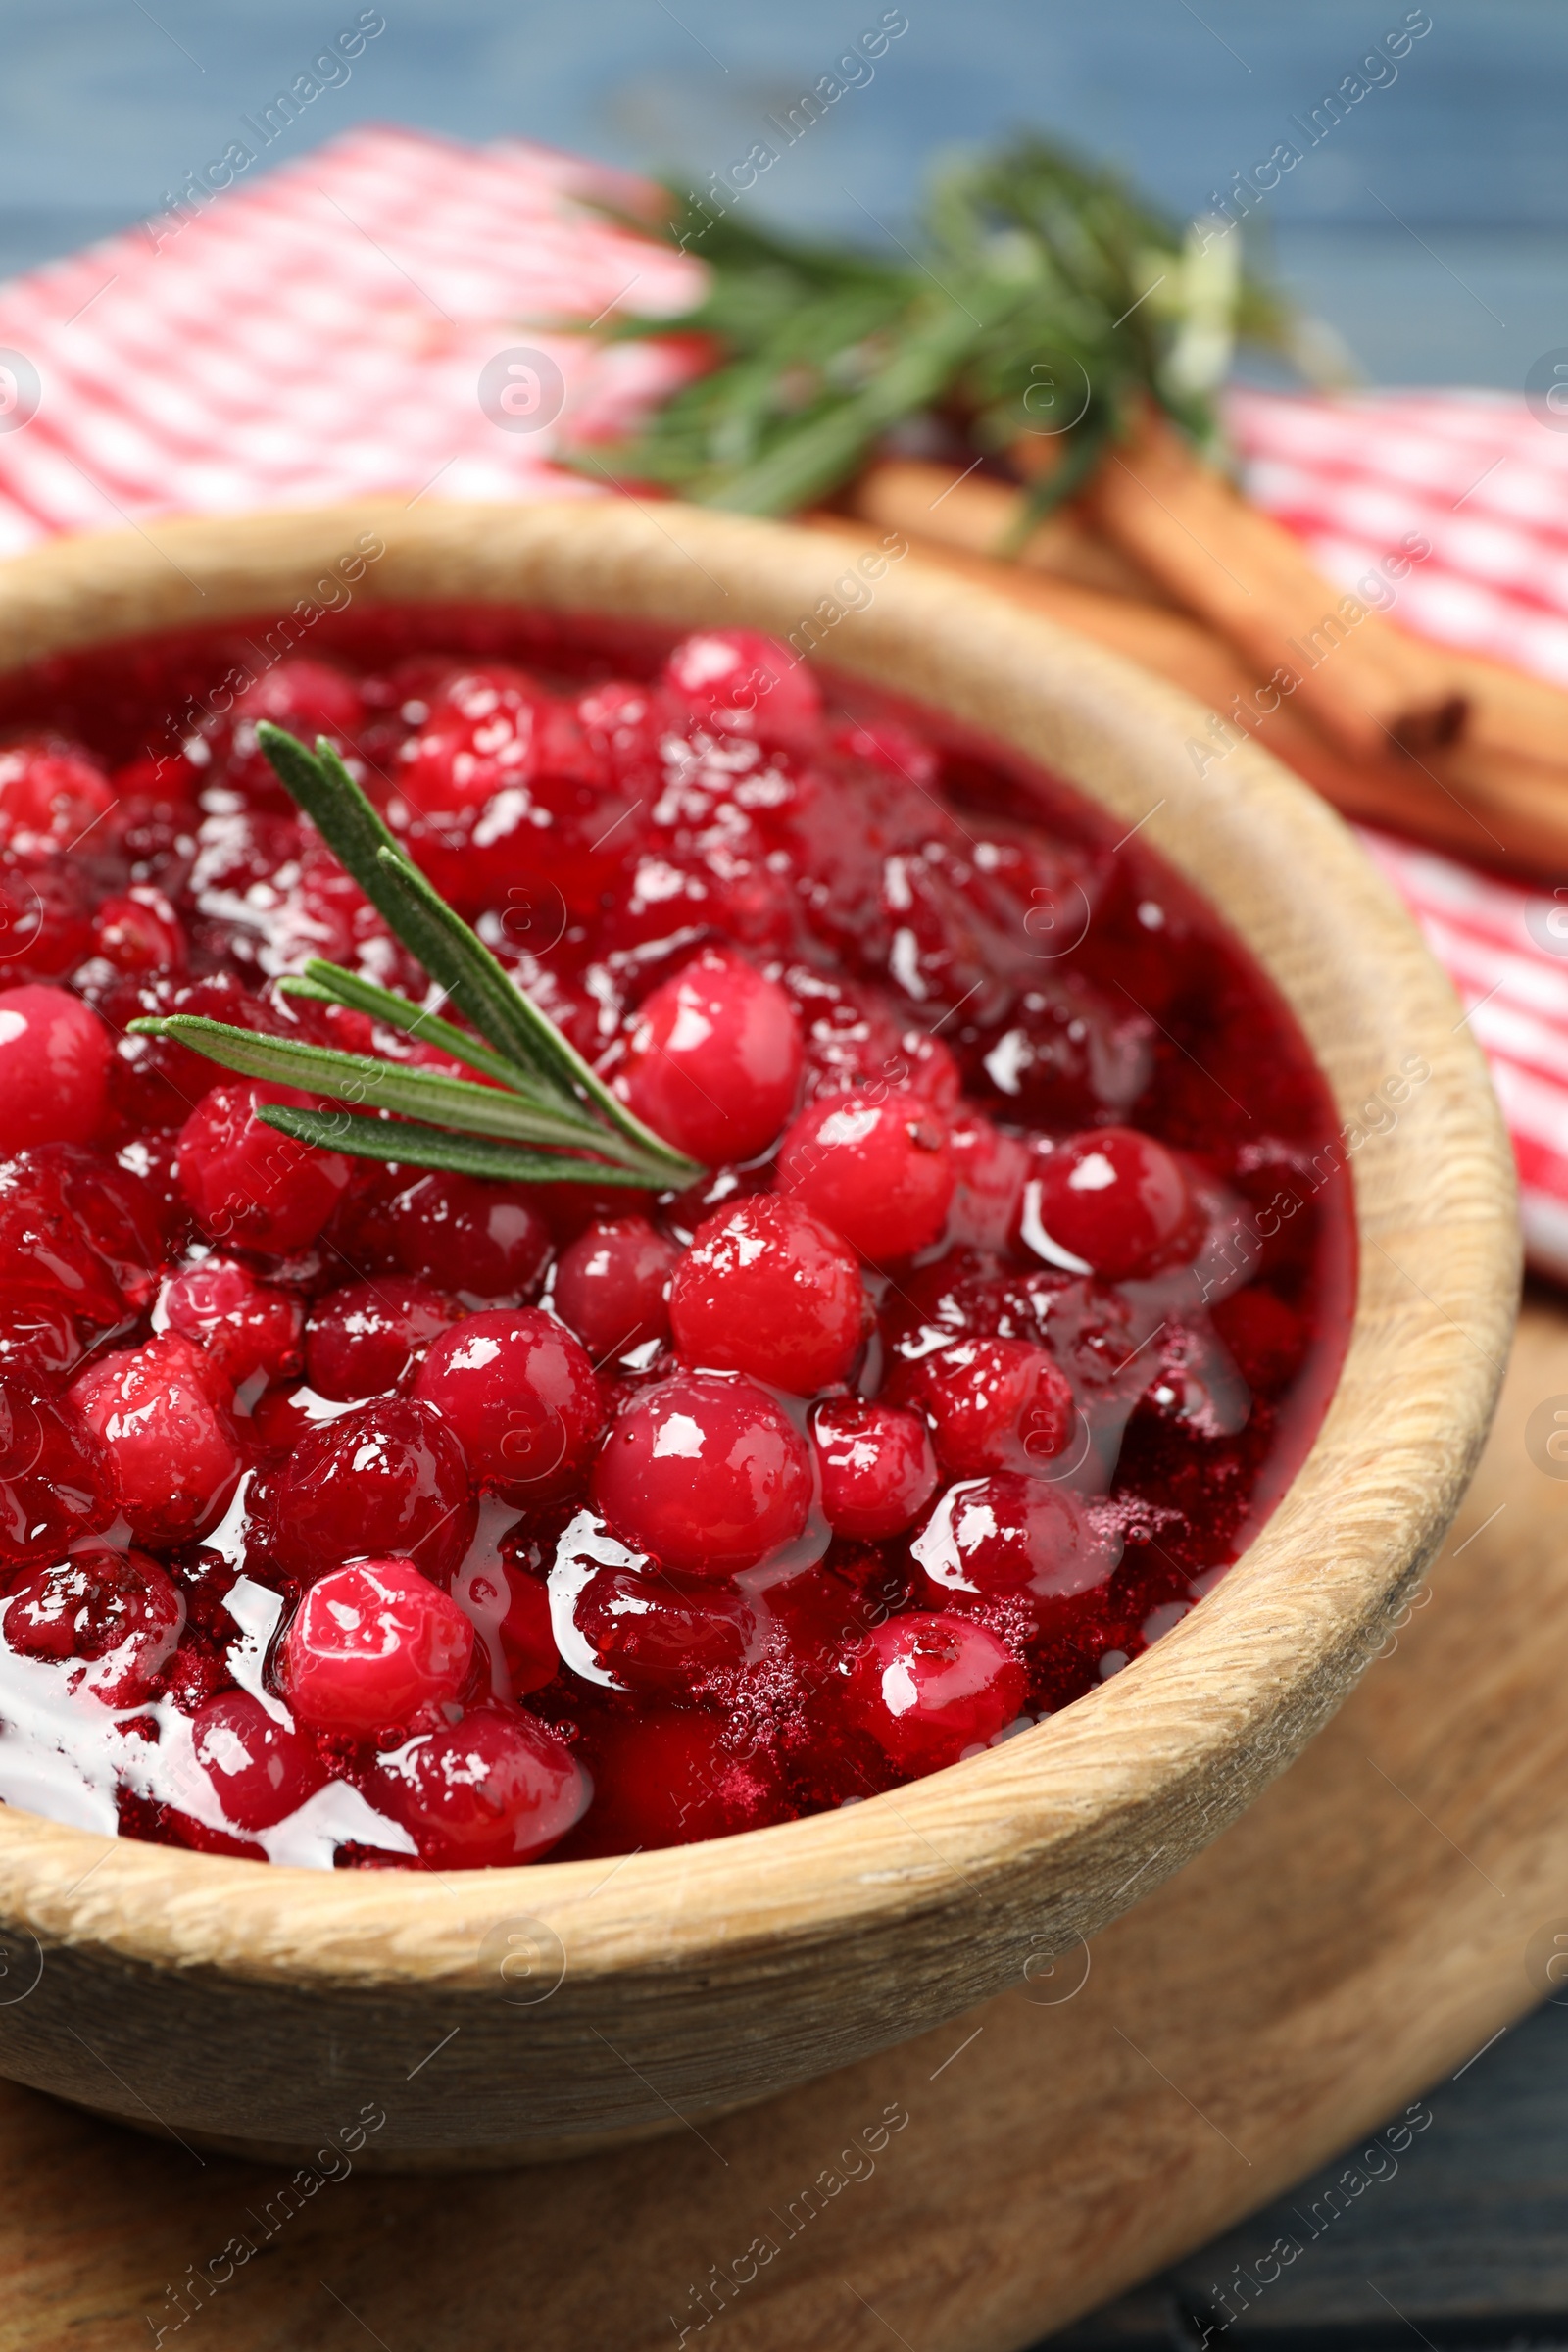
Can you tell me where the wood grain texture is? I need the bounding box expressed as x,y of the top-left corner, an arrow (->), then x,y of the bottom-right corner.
0,500 -> 1519,2159
0,1291 -> 1559,2352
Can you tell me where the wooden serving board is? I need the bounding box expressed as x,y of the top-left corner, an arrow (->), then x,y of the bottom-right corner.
5,1292 -> 1562,2352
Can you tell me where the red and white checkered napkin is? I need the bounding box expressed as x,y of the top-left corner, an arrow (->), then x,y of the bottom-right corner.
0,126 -> 1560,1270
1229,388 -> 1568,1278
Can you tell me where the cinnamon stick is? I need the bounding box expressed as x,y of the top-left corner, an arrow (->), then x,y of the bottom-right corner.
1070,406 -> 1469,768
800,510 -> 1568,881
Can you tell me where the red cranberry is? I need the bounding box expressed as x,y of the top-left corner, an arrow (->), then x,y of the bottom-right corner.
177,1081 -> 352,1254
69,1335 -> 242,1547
390,1172 -> 551,1305
305,1277 -> 463,1399
612,947 -> 803,1167
0,1145 -> 163,1336
660,629 -> 822,752
552,1217 -> 677,1363
590,1370 -> 812,1577
0,1380 -> 113,1570
490,1559 -> 558,1693
373,1704 -> 586,1867
90,889 -> 186,976
909,1474 -> 1119,1606
230,659 -> 365,754
161,1257 -> 304,1388
280,1556 -> 475,1736
573,1563 -> 756,1690
4,1544 -> 184,1706
397,664 -> 547,810
414,1309 -> 604,1505
905,1336 -> 1074,1476
777,1090 -> 955,1260
567,1705 -> 790,1855
1027,1127 -> 1200,1280
0,985 -> 112,1148
0,856 -> 96,982
192,1689 -> 328,1830
261,1396 -> 475,1586
811,1397 -> 938,1540
844,1611 -> 1025,1771
668,1196 -> 865,1395
0,740 -> 115,852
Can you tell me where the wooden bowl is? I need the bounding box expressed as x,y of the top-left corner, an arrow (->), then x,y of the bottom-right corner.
0,501 -> 1519,2166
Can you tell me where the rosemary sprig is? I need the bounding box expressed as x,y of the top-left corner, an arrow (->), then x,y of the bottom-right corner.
576,133 -> 1303,527
127,727 -> 703,1192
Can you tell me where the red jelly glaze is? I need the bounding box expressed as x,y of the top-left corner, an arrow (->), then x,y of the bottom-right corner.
0,605 -> 1357,1872
668,1195 -> 865,1395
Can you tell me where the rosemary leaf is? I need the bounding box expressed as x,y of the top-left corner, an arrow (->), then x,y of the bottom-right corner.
275,960 -> 549,1099
124,1012 -> 657,1164
374,850 -> 699,1176
255,1103 -> 661,1188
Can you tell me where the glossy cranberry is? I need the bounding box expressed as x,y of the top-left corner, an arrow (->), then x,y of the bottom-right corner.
612,947 -> 804,1167
3,1544 -> 184,1706
811,1397 -> 938,1540
905,1336 -> 1074,1476
192,1689 -> 329,1830
844,1611 -> 1025,1772
397,664 -> 547,809
69,1336 -> 242,1547
90,889 -> 186,976
414,1308 -> 604,1505
1026,1127 -> 1200,1281
552,1217 -> 677,1363
574,1563 -> 756,1690
229,659 -> 365,759
668,1196 -> 864,1395
566,1705 -> 790,1855
0,856 -> 96,982
304,1277 -> 463,1399
261,1396 -> 475,1586
390,1171 -> 551,1306
0,1145 -> 164,1340
374,1704 -> 586,1867
909,1474 -> 1120,1606
0,985 -> 112,1147
591,1370 -> 812,1578
107,972 -> 281,1133
660,629 -> 822,752
177,1080 -> 353,1254
778,1089 -> 955,1260
280,1556 -> 475,1736
0,1380 -> 113,1570
161,1257 -> 304,1388
0,740 -> 115,851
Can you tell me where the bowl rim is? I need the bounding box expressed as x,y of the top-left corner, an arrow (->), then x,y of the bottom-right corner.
0,497 -> 1520,1993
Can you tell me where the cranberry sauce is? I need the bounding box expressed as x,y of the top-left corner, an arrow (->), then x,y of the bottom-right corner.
0,605 -> 1355,1870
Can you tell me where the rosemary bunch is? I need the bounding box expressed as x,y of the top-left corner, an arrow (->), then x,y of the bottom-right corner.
128,725 -> 703,1191
578,133 -> 1298,529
